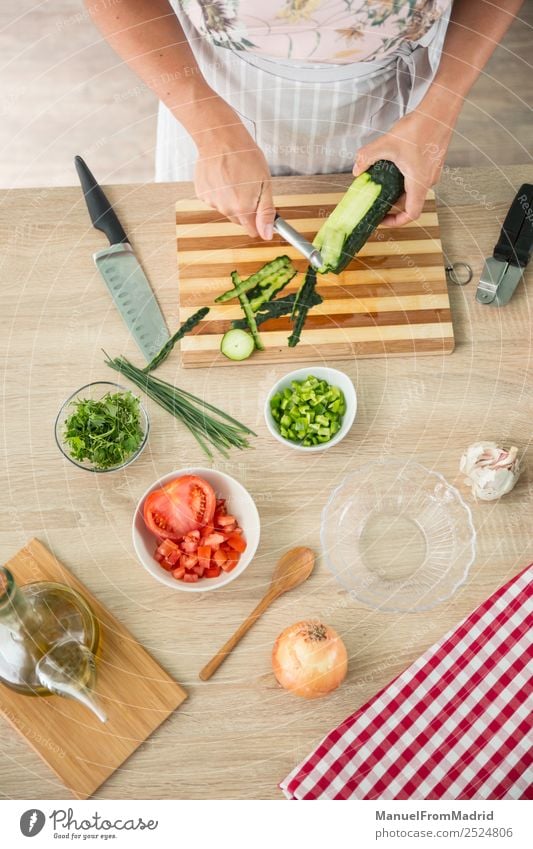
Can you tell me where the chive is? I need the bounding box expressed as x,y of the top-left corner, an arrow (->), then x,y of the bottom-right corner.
104,353 -> 256,459
143,306 -> 209,373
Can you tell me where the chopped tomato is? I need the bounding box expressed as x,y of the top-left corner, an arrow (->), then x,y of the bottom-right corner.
201,532 -> 226,549
213,548 -> 227,567
226,533 -> 246,553
181,554 -> 198,569
157,539 -> 180,558
155,539 -> 181,568
221,550 -> 240,572
150,491 -> 247,583
198,546 -> 211,569
144,475 -> 216,540
181,536 -> 200,553
215,513 -> 236,528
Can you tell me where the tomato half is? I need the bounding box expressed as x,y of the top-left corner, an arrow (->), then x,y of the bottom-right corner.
144,475 -> 216,540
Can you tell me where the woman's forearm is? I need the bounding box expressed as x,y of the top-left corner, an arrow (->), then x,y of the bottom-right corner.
417,0 -> 524,124
84,0 -> 249,152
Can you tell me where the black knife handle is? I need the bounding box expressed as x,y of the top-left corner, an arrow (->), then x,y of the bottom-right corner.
74,155 -> 128,245
493,183 -> 533,268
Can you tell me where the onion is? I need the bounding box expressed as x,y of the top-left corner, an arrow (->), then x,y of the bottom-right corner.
272,620 -> 348,699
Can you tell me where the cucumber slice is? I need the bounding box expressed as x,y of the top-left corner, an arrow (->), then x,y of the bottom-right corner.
220,329 -> 255,361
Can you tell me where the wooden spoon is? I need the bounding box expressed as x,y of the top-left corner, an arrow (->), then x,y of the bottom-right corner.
199,546 -> 315,681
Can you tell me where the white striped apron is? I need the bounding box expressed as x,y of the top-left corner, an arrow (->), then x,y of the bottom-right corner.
156,4 -> 450,181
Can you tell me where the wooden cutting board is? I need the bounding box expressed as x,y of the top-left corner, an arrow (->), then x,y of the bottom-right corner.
176,189 -> 454,367
0,539 -> 187,798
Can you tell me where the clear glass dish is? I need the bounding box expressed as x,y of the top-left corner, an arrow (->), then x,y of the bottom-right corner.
55,381 -> 149,473
320,459 -> 476,612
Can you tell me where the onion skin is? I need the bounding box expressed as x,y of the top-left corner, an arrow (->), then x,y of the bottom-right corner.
272,620 -> 348,699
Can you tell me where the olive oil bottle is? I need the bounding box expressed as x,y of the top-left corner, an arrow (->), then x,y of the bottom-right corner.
0,566 -> 107,722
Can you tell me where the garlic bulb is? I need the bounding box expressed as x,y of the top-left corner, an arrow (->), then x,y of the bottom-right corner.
460,442 -> 520,501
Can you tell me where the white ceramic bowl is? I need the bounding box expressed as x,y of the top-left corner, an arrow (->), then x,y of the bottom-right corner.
264,367 -> 357,453
132,467 -> 260,592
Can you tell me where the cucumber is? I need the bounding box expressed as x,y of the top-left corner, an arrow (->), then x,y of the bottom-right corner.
220,328 -> 255,361
313,160 -> 404,274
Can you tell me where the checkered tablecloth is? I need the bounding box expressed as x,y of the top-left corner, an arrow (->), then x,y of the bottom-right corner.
281,564 -> 533,800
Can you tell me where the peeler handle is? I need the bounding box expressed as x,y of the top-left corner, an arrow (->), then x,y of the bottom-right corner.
493,183 -> 533,268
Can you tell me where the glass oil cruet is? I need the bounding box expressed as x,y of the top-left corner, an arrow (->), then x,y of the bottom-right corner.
0,566 -> 107,722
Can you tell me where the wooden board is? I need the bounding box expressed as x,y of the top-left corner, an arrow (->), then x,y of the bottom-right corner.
0,540 -> 187,799
176,189 -> 454,367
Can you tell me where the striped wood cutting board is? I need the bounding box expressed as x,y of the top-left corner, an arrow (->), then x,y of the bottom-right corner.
176,189 -> 454,367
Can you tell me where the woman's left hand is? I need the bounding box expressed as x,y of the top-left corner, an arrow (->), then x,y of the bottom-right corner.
353,110 -> 453,227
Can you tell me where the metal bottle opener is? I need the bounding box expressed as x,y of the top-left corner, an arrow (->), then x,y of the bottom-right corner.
476,183 -> 533,306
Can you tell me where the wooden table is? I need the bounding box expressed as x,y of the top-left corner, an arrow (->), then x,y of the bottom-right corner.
0,167 -> 531,800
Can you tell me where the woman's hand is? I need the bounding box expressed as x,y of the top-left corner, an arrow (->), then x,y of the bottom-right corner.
195,128 -> 276,240
353,109 -> 454,226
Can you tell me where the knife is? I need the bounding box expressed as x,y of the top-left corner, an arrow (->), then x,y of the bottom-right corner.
476,183 -> 533,307
273,214 -> 323,270
75,156 -> 169,361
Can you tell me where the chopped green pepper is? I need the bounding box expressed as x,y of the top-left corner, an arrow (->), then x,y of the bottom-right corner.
269,375 -> 347,447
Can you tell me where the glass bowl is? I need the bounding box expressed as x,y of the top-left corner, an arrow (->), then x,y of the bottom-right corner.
321,459 -> 476,612
55,381 -> 149,473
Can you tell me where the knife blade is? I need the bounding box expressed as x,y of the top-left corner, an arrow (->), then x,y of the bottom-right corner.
75,155 -> 169,361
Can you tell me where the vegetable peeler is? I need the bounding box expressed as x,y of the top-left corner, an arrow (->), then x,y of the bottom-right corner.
273,214 -> 323,270
476,183 -> 533,306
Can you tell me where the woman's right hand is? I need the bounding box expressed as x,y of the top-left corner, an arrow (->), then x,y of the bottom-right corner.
194,129 -> 276,240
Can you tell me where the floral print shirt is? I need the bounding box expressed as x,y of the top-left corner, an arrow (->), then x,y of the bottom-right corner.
178,1 -> 452,64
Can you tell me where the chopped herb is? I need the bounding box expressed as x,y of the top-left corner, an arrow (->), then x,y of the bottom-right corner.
63,390 -> 144,469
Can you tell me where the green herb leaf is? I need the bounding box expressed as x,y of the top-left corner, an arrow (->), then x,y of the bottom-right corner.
63,390 -> 144,469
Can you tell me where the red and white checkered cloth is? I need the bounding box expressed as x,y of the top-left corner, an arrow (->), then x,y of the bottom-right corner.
281,564 -> 533,800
